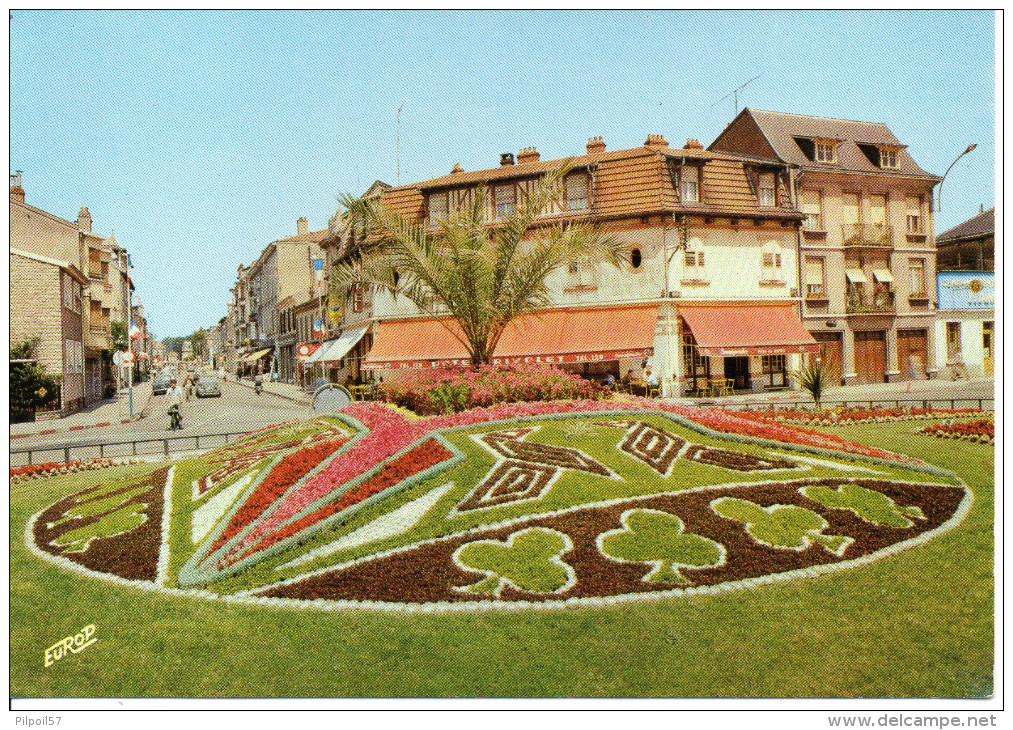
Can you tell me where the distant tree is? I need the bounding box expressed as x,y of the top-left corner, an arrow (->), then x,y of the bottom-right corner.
10,339 -> 61,422
188,329 -> 207,359
111,320 -> 128,351
162,336 -> 185,358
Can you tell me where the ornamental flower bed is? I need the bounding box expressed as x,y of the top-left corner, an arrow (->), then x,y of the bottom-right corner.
919,419 -> 994,444
29,400 -> 968,610
10,458 -> 143,483
742,406 -> 988,427
380,364 -> 607,415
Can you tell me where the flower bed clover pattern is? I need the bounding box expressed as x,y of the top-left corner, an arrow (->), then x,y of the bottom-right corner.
745,407 -> 989,428
918,419 -> 994,444
27,401 -> 970,610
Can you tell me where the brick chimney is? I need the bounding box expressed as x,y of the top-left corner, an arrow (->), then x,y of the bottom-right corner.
684,138 -> 704,150
500,153 -> 515,166
644,134 -> 669,149
78,207 -> 92,232
9,170 -> 24,203
297,217 -> 309,236
517,146 -> 540,164
586,136 -> 606,154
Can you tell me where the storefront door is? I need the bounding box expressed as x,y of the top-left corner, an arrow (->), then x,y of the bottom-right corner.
724,356 -> 750,390
853,330 -> 886,384
896,329 -> 928,380
811,332 -> 843,385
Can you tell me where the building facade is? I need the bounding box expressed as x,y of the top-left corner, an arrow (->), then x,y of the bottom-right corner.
9,176 -> 132,404
934,208 -> 994,378
9,247 -> 89,416
358,134 -> 816,396
710,109 -> 942,384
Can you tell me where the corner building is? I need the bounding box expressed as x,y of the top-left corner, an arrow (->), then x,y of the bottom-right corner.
365,134 -> 817,396
710,109 -> 942,384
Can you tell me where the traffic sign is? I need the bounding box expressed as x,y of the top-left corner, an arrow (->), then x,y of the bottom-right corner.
122,351 -> 136,364
113,351 -> 124,367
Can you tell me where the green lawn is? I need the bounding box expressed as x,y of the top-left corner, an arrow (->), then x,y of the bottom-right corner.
10,420 -> 993,698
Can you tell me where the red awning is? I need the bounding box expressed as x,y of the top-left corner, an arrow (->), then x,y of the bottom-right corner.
679,303 -> 818,357
363,304 -> 659,369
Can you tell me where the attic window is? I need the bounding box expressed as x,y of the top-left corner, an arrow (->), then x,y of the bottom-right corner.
680,166 -> 700,204
427,192 -> 448,226
815,141 -> 837,163
758,173 -> 776,207
880,148 -> 898,168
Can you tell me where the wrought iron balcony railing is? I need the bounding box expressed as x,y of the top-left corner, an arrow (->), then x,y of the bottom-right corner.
846,289 -> 895,314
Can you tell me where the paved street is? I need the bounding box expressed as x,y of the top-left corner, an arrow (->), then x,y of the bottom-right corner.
10,378 -> 315,466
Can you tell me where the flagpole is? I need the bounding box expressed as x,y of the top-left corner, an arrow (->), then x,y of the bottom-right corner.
127,264 -> 134,419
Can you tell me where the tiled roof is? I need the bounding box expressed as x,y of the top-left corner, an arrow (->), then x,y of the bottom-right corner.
712,108 -> 939,179
379,142 -> 802,224
277,228 -> 329,243
936,207 -> 994,244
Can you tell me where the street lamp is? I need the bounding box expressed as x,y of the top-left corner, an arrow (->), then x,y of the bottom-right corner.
937,143 -> 977,212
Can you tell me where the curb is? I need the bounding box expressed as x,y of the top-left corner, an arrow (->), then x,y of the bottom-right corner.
9,391 -> 154,440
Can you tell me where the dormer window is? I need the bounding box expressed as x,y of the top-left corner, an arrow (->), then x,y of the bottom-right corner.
494,184 -> 515,219
427,192 -> 448,226
565,173 -> 589,211
680,166 -> 700,204
815,141 -> 837,163
758,173 -> 776,207
880,148 -> 898,168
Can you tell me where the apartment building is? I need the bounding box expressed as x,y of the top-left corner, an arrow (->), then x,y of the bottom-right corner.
357,134 -> 816,396
710,109 -> 942,384
9,176 -> 128,403
303,181 -> 391,386
934,208 -> 994,378
231,218 -> 327,380
9,247 -> 89,416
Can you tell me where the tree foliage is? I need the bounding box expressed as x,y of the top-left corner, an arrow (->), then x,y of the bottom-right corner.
111,321 -> 128,351
332,162 -> 626,367
10,339 -> 61,422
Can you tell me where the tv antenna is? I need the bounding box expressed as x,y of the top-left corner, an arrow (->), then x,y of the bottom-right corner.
396,105 -> 403,186
712,75 -> 761,117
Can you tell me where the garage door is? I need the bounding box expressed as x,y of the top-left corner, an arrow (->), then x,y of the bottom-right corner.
896,329 -> 928,380
811,332 -> 843,385
853,330 -> 886,384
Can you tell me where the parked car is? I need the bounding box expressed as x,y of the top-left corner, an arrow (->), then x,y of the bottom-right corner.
195,374 -> 222,398
152,372 -> 173,395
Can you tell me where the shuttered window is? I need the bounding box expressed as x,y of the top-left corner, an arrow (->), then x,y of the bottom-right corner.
801,189 -> 823,230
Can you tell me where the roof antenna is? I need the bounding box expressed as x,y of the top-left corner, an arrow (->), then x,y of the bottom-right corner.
396,105 -> 403,186
711,75 -> 761,117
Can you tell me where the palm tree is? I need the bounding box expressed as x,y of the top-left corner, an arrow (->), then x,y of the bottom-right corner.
332,162 -> 626,367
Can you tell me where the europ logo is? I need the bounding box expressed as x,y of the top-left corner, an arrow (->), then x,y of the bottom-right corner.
44,624 -> 97,667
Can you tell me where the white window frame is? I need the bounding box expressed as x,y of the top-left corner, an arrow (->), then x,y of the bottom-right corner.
805,256 -> 826,298
908,257 -> 926,295
815,142 -> 837,163
880,148 -> 898,168
565,173 -> 589,211
427,192 -> 448,227
906,195 -> 923,233
494,184 -> 516,219
758,173 -> 776,207
801,189 -> 823,231
680,166 -> 700,204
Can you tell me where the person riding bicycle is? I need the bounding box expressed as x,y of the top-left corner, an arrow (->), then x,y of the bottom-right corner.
167,379 -> 184,430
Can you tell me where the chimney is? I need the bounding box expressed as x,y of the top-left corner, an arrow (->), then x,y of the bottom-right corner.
78,207 -> 92,232
451,163 -> 464,174
517,146 -> 540,164
684,138 -> 704,150
644,134 -> 669,150
500,152 -> 515,166
586,136 -> 606,154
297,217 -> 309,236
9,170 -> 24,202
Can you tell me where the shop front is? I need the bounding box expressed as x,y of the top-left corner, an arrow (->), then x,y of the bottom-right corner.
677,303 -> 818,397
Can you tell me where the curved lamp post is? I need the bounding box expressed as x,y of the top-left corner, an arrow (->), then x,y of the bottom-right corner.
937,143 -> 977,212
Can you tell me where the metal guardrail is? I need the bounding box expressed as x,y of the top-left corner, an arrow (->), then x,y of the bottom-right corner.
9,431 -> 251,468
711,397 -> 994,412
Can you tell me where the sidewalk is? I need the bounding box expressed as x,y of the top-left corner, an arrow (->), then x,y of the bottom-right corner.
231,377 -> 312,406
671,376 -> 995,407
9,382 -> 154,439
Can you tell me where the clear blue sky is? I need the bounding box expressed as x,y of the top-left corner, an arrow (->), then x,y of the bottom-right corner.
10,10 -> 995,339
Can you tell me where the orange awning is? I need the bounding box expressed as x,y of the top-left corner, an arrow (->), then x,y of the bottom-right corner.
364,304 -> 659,369
679,303 -> 818,357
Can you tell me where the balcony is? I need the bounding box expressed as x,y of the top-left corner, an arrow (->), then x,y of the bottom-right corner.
846,288 -> 895,315
804,283 -> 829,305
86,326 -> 113,350
841,223 -> 894,248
